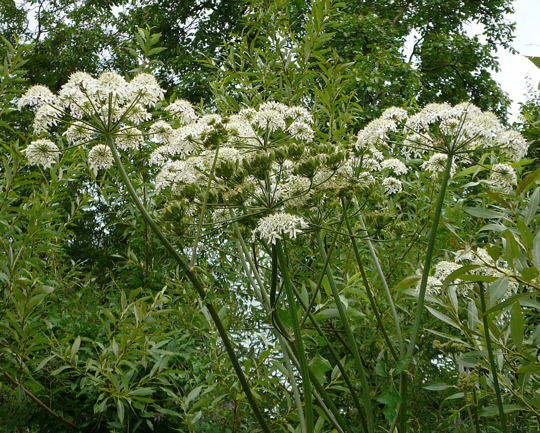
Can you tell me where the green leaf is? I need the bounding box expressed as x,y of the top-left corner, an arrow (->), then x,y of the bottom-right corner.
27,293 -> 47,310
464,207 -> 505,219
444,392 -> 465,401
310,354 -> 332,385
70,336 -> 81,357
478,404 -> 525,417
117,399 -> 125,424
510,301 -> 524,347
487,278 -> 509,308
517,363 -> 540,374
533,230 -> 540,270
425,306 -> 461,330
516,166 -> 540,195
423,383 -> 454,391
129,387 -> 154,396
185,386 -> 203,407
36,355 -> 56,371
524,187 -> 539,225
376,387 -> 401,422
484,292 -> 533,315
527,56 -> 540,69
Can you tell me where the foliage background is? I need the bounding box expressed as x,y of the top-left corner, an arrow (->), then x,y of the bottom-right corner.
0,1 -> 538,432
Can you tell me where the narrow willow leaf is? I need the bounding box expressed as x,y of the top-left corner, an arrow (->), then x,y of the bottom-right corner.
426,329 -> 468,344
464,207 -> 505,219
444,392 -> 465,401
468,300 -> 479,329
117,399 -> 125,424
70,336 -> 81,357
510,302 -> 524,347
478,404 -> 524,417
518,363 -> 540,374
524,187 -> 539,225
484,292 -> 533,315
423,383 -> 454,391
425,306 -> 461,330
533,230 -> 540,270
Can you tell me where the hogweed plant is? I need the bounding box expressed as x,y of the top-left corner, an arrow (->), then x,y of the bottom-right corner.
18,71 -> 532,433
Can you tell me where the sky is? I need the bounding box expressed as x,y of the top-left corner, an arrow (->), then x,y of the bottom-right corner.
494,0 -> 540,119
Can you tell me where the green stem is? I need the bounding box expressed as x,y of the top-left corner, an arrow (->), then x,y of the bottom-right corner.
342,200 -> 399,361
472,389 -> 481,433
107,137 -> 271,433
358,215 -> 403,353
288,275 -> 368,431
234,228 -> 346,433
400,153 -> 454,433
405,153 -> 454,360
478,282 -> 508,433
315,232 -> 374,433
276,242 -> 314,432
233,231 -> 307,433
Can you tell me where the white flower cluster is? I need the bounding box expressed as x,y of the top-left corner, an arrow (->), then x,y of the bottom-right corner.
88,144 -> 114,171
23,139 -> 59,168
253,213 -> 308,244
19,71 -> 165,170
424,247 -> 518,298
489,163 -> 517,192
354,102 -> 529,194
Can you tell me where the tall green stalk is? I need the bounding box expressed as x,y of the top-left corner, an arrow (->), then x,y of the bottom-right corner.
106,137 -> 271,433
341,200 -> 399,361
315,232 -> 374,433
399,152 -> 454,432
405,153 -> 454,359
233,228 -> 346,433
275,242 -> 314,432
358,214 -> 403,353
233,230 -> 307,433
478,282 -> 508,433
287,275 -> 369,431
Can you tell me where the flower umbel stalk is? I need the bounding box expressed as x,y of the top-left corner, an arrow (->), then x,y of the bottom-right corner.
399,152 -> 454,432
478,282 -> 508,433
106,136 -> 271,433
315,231 -> 374,433
275,242 -> 314,432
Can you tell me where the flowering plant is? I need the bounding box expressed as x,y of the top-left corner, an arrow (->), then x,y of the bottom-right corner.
17,70 -> 536,433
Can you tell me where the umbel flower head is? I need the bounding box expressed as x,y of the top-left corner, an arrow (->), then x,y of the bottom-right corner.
18,71 -> 530,246
88,144 -> 114,171
354,102 -> 529,192
23,139 -> 59,168
18,70 -> 166,170
253,213 -> 308,244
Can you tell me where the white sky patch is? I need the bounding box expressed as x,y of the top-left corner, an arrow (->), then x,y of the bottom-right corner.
402,0 -> 540,121
494,0 -> 540,121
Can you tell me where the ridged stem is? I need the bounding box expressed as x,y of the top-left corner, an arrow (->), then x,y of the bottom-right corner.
275,242 -> 314,432
315,232 -> 374,433
107,137 -> 271,433
478,282 -> 508,433
399,152 -> 454,432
